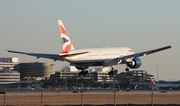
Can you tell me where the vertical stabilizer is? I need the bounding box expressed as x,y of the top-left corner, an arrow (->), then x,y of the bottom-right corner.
58,20 -> 75,51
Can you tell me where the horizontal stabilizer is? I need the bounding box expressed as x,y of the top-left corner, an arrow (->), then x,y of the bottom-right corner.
7,50 -> 64,61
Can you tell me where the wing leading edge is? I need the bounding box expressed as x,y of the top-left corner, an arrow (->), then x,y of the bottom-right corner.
103,45 -> 171,67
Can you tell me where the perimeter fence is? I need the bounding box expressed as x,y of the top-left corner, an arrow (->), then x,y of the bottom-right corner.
0,89 -> 180,106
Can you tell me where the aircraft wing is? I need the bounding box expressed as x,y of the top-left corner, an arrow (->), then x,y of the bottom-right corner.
103,45 -> 171,66
119,45 -> 171,60
7,50 -> 64,61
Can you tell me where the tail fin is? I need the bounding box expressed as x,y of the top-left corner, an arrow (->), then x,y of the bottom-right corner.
58,20 -> 75,51
150,78 -> 156,85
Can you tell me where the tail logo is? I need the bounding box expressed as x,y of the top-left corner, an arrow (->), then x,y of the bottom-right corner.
60,25 -> 68,36
62,38 -> 69,44
58,20 -> 74,51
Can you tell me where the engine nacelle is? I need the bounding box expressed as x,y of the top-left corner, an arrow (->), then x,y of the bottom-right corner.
127,57 -> 142,69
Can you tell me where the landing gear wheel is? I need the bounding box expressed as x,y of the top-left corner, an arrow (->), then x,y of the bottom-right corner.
108,69 -> 118,77
78,71 -> 82,76
114,69 -> 118,74
125,68 -> 129,72
83,70 -> 88,76
78,70 -> 89,77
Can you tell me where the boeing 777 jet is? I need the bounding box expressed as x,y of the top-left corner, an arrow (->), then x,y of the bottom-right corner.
8,20 -> 171,76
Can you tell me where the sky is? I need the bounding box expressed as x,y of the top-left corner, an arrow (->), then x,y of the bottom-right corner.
0,0 -> 180,80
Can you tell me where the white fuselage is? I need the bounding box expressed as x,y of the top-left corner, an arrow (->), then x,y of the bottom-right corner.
63,47 -> 134,64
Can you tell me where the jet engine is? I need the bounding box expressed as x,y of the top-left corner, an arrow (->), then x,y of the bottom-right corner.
127,57 -> 142,69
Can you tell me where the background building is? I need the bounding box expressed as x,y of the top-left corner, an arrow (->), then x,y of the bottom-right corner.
50,67 -> 115,82
118,70 -> 154,89
0,57 -> 19,72
14,62 -> 55,80
0,57 -> 20,88
0,71 -> 20,88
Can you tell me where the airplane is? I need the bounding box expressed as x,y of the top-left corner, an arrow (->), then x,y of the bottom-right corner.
7,20 -> 172,76
150,78 -> 180,90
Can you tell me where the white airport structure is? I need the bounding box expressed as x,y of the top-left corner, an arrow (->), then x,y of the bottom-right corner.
15,62 -> 55,80
0,57 -> 19,72
0,57 -> 20,88
53,66 -> 114,82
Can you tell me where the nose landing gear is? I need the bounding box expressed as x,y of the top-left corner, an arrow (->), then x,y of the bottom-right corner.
78,70 -> 89,76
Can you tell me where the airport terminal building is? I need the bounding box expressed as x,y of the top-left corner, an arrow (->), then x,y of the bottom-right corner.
14,62 -> 55,80
49,68 -> 154,89
0,57 -> 155,89
50,66 -> 115,82
0,57 -> 20,88
117,70 -> 154,89
50,71 -> 113,82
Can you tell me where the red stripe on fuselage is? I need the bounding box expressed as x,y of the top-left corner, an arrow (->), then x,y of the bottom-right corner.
59,51 -> 69,59
60,25 -> 68,36
128,50 -> 133,52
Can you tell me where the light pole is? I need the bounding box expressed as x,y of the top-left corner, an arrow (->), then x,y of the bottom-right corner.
66,76 -> 67,90
156,65 -> 158,83
151,86 -> 154,106
80,77 -> 84,106
112,75 -> 116,106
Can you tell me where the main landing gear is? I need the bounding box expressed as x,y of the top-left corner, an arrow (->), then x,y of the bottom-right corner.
125,67 -> 129,72
78,70 -> 89,76
108,66 -> 118,77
